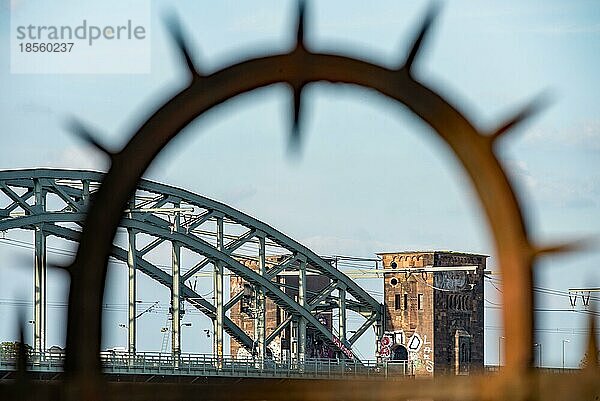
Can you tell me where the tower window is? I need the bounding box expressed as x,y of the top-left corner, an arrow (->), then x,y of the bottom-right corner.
394,293 -> 401,310
403,293 -> 408,310
418,294 -> 424,310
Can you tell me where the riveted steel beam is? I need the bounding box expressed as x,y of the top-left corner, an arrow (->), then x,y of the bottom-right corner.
338,284 -> 346,343
33,178 -> 46,354
214,216 -> 224,364
171,201 -> 181,366
0,169 -> 376,364
127,198 -> 137,356
298,259 -> 307,362
255,235 -> 267,362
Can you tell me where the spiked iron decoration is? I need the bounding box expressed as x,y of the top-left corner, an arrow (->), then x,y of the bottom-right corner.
2,2 -> 599,401
68,119 -> 116,161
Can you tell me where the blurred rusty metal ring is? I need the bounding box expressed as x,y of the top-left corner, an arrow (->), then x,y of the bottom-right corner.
65,4 -> 540,388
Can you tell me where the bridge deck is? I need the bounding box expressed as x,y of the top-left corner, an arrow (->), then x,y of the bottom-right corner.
0,352 -> 413,381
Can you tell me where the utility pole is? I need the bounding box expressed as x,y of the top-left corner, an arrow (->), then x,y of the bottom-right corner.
533,343 -> 542,367
568,287 -> 599,308
562,339 -> 570,370
498,336 -> 505,367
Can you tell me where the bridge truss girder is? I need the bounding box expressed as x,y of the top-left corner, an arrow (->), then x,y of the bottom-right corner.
0,169 -> 383,362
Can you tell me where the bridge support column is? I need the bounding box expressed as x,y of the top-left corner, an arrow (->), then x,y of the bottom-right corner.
127,202 -> 137,356
289,320 -> 296,363
298,258 -> 307,363
254,235 -> 266,365
82,179 -> 90,207
213,216 -> 224,367
171,205 -> 181,367
375,312 -> 383,362
33,178 -> 46,355
338,284 -> 347,342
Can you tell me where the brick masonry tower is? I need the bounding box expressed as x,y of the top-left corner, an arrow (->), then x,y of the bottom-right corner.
230,256 -> 333,361
377,251 -> 487,376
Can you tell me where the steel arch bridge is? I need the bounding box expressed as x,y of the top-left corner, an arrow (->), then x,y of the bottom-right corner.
0,168 -> 383,363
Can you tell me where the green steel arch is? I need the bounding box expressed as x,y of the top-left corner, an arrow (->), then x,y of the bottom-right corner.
0,168 -> 382,361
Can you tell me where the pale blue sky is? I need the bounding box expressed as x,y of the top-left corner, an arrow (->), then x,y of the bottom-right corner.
0,0 -> 598,367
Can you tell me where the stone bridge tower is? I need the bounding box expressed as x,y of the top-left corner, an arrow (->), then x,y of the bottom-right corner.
377,251 -> 487,376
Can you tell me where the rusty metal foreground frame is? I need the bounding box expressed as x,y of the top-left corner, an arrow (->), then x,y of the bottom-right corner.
3,3 -> 598,401
4,373 -> 600,401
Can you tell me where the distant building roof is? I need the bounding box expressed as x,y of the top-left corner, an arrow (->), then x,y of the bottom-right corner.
376,250 -> 489,258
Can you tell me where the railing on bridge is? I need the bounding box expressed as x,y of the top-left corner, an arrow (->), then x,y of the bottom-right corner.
0,351 -> 414,380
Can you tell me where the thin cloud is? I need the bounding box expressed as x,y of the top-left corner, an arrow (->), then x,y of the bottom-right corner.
51,145 -> 109,172
522,120 -> 600,152
505,158 -> 599,209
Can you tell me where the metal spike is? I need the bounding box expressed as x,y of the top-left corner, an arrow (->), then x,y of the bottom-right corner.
401,4 -> 439,73
488,94 -> 551,143
68,118 -> 116,159
16,310 -> 29,390
289,83 -> 304,152
532,237 -> 594,258
165,12 -> 200,79
296,1 -> 307,48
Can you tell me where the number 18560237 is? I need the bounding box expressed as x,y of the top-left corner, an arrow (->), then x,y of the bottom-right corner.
19,42 -> 74,52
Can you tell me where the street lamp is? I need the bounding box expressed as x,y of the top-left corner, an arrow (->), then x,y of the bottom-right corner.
533,343 -> 543,367
562,339 -> 570,370
116,323 -> 128,351
498,336 -> 505,367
